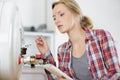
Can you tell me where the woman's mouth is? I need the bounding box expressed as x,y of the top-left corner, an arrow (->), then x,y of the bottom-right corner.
57,25 -> 63,29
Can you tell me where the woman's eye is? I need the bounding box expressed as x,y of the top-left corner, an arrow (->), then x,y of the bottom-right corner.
60,13 -> 64,16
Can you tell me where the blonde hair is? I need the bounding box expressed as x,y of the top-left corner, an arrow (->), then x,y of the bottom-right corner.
52,0 -> 93,29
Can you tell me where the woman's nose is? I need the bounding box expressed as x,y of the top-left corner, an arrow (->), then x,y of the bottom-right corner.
55,17 -> 60,25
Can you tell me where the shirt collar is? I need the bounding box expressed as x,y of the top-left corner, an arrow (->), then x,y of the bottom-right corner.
83,27 -> 95,41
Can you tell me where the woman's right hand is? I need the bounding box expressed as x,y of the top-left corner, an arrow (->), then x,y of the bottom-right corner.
35,35 -> 50,54
58,77 -> 66,80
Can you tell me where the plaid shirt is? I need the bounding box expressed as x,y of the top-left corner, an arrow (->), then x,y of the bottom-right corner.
44,28 -> 120,80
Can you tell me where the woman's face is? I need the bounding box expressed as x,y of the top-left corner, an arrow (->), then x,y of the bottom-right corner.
53,3 -> 75,33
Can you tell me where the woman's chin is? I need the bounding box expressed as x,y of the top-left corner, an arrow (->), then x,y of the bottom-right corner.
59,30 -> 66,33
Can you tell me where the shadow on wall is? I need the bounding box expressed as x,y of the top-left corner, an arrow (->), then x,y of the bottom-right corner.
23,23 -> 47,32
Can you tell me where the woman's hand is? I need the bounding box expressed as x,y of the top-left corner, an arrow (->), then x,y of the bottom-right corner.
58,77 -> 67,80
35,35 -> 50,54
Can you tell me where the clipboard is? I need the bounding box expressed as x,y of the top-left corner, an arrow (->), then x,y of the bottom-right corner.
40,64 -> 73,80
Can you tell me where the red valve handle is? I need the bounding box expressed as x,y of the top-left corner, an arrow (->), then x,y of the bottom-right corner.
36,53 -> 42,59
18,56 -> 22,65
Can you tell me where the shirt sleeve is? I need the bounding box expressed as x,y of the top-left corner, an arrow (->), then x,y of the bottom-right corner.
42,51 -> 57,80
43,51 -> 56,66
99,30 -> 120,79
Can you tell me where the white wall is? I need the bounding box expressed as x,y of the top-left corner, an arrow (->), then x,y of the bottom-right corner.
46,0 -> 56,31
14,0 -> 56,31
55,0 -> 120,61
15,0 -> 46,27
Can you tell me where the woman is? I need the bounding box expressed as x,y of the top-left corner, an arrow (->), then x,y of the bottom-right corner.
35,0 -> 120,80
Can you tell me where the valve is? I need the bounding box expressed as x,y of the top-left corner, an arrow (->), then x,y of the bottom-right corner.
18,53 -> 48,68
21,47 -> 27,56
36,53 -> 42,59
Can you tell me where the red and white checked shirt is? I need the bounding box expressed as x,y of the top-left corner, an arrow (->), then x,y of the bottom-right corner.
44,27 -> 120,80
